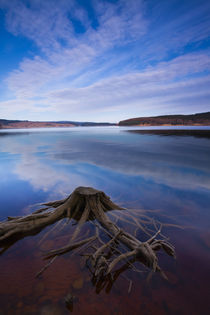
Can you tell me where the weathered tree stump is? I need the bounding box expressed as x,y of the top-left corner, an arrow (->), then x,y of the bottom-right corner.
0,187 -> 175,286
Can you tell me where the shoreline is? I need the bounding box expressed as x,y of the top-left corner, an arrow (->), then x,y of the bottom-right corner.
1,123 -> 210,130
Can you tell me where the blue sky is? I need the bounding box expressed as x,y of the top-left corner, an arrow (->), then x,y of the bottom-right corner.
0,0 -> 209,122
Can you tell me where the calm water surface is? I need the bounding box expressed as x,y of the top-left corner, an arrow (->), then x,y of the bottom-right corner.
0,126 -> 210,314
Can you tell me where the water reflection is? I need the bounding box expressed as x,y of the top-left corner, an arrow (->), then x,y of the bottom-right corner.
1,128 -> 210,193
0,127 -> 210,314
0,127 -> 210,224
127,128 -> 210,139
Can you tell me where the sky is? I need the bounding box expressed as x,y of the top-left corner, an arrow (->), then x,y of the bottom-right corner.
0,0 -> 210,123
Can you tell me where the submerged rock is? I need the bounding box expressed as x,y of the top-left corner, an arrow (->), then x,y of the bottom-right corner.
65,293 -> 79,311
72,277 -> 84,289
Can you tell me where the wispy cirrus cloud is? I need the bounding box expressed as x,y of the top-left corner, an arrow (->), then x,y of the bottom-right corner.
3,51 -> 209,121
0,0 -> 209,121
2,0 -> 148,98
1,0 -> 82,52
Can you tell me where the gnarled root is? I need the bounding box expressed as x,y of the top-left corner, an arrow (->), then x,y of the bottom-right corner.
0,186 -> 175,288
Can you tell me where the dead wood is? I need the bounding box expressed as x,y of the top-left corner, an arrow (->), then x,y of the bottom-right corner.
0,186 -> 175,288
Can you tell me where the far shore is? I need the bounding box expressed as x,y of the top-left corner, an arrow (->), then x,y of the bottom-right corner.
128,123 -> 210,127
0,123 -> 210,130
1,123 -> 210,131
1,111 -> 210,129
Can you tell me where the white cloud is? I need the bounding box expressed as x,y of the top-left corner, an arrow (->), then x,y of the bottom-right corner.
0,0 -> 210,121
2,0 -> 147,99
2,0 -> 80,52
1,51 -> 210,122
43,52 -> 210,117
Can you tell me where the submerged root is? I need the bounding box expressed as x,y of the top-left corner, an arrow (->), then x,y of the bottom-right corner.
0,186 -> 175,289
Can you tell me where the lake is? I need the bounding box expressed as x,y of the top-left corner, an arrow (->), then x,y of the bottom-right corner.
0,126 -> 210,314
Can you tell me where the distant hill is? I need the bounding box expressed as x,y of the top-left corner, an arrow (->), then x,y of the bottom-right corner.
0,119 -> 116,129
119,112 -> 210,126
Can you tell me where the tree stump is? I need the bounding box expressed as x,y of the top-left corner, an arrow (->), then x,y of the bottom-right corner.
0,186 -> 175,287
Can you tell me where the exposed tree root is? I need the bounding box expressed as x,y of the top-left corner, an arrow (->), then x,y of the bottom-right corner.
0,186 -> 175,288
